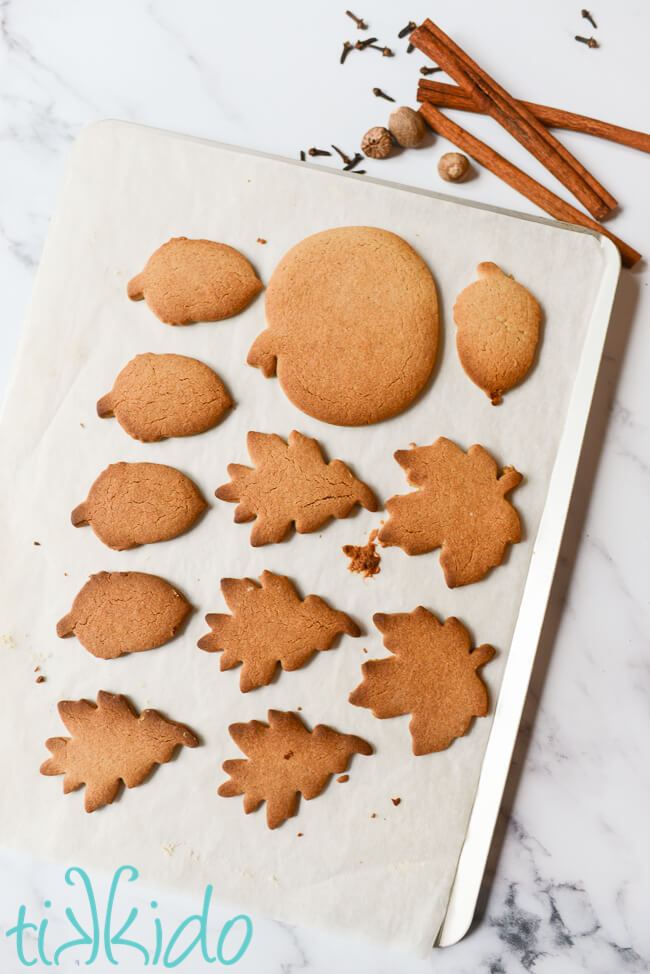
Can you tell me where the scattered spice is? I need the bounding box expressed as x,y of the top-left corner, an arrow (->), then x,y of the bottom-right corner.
581,8 -> 597,28
283,750 -> 294,760
331,144 -> 351,164
309,146 -> 332,157
256,237 -> 267,244
337,774 -> 349,783
574,34 -> 598,47
340,40 -> 353,64
343,152 -> 364,170
343,529 -> 381,578
367,43 -> 393,56
345,9 -> 367,29
391,797 -> 402,806
438,151 -> 471,182
356,36 -> 377,50
406,42 -> 414,53
373,86 -> 395,102
361,126 -> 393,159
398,20 -> 416,38
299,150 -> 306,161
36,675 -> 45,684
33,541 -> 40,546
351,170 -> 367,174
420,65 -> 442,75
389,106 -> 427,146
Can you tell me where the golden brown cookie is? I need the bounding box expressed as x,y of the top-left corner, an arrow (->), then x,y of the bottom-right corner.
40,691 -> 199,812
218,710 -> 372,829
127,237 -> 262,325
349,608 -> 495,754
97,353 -> 232,442
215,430 -> 377,546
454,262 -> 541,404
378,437 -> 522,587
247,227 -> 438,426
57,571 -> 191,659
71,462 -> 206,550
198,570 -> 359,691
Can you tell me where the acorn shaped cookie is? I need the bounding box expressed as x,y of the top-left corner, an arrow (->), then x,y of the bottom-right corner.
127,237 -> 262,325
453,262 -> 541,404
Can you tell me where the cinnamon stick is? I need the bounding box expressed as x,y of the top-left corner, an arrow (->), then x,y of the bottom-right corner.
411,20 -> 617,220
418,102 -> 640,268
418,80 -> 650,154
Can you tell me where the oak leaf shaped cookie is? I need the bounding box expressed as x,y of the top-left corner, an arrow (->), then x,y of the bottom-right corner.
215,430 -> 377,546
454,262 -> 541,404
40,691 -> 199,812
349,608 -> 495,754
97,353 -> 232,442
247,226 -> 438,426
71,462 -> 207,550
127,237 -> 262,325
57,571 -> 191,660
198,570 -> 359,691
218,710 -> 372,829
378,437 -> 522,587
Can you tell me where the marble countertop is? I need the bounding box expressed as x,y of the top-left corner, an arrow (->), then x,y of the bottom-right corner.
1,1 -> 648,970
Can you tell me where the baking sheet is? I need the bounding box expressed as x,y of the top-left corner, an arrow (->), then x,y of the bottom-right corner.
0,121 -> 610,956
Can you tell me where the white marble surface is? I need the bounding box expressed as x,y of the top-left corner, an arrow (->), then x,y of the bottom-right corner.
0,0 -> 648,970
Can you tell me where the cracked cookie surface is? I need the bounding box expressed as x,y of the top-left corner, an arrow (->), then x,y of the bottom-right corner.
97,352 -> 232,442
57,571 -> 191,659
216,430 -> 377,545
247,226 -> 438,426
71,462 -> 206,550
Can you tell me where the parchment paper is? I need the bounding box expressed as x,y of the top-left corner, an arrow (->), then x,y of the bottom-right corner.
0,122 -> 606,956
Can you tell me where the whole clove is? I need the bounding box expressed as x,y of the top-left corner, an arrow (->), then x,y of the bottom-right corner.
406,42 -> 414,53
581,9 -> 597,28
343,153 -> 364,171
340,40 -> 353,63
373,87 -> 395,102
346,9 -> 367,29
299,150 -> 306,161
420,65 -> 442,75
331,144 -> 351,164
308,147 -> 332,157
398,20 -> 416,38
574,34 -> 598,47
355,35 -> 378,49
367,43 -> 393,56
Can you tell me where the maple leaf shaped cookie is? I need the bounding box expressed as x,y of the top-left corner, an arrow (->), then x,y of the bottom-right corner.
40,692 -> 199,812
378,437 -> 522,587
215,430 -> 377,546
349,608 -> 495,754
218,710 -> 372,829
198,571 -> 360,691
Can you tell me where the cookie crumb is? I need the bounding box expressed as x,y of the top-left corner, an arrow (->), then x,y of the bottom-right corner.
297,832 -> 303,837
0,634 -> 15,648
362,647 -> 368,654
35,675 -> 45,684
33,541 -> 40,546
337,774 -> 349,783
297,706 -> 302,711
370,813 -> 376,819
34,665 -> 40,672
343,529 -> 381,579
257,237 -> 267,244
391,797 -> 401,806
162,842 -> 177,856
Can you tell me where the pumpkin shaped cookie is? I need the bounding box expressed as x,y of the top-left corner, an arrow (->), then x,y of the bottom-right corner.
247,227 -> 438,426
453,262 -> 541,404
127,237 -> 262,325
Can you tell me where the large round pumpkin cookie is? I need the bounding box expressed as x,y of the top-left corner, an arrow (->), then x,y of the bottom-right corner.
247,227 -> 438,426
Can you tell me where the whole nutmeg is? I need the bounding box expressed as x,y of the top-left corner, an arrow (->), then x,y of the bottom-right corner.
438,152 -> 471,182
361,126 -> 393,159
388,106 -> 427,148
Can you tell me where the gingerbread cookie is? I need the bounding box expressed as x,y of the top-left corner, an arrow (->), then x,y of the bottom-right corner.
454,262 -> 541,404
71,462 -> 206,550
379,437 -> 522,587
198,571 -> 359,691
216,430 -> 377,546
127,237 -> 262,325
247,227 -> 438,426
97,353 -> 232,442
40,691 -> 199,812
57,571 -> 191,659
349,608 -> 495,754
218,710 -> 372,829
